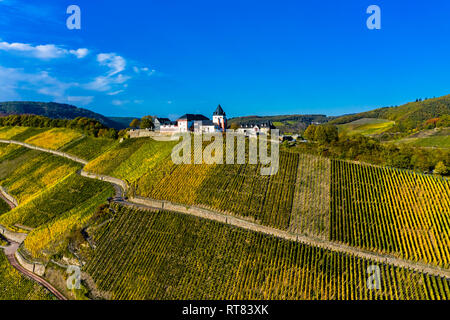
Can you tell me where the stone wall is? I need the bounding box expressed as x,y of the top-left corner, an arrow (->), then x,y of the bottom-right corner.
0,139 -> 88,165
80,170 -> 128,193
0,225 -> 27,243
15,250 -> 45,276
0,186 -> 18,207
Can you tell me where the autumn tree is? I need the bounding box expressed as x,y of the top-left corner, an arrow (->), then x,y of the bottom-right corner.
129,119 -> 140,129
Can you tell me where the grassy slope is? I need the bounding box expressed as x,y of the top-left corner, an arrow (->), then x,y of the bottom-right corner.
85,205 -> 450,300
388,128 -> 450,148
338,118 -> 395,136
330,95 -> 450,128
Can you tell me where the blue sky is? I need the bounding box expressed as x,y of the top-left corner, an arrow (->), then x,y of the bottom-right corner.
1,0 -> 450,119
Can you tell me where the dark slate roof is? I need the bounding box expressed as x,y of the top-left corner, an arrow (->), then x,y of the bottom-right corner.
155,117 -> 171,124
239,121 -> 275,128
202,120 -> 215,126
213,105 -> 226,116
177,114 -> 210,121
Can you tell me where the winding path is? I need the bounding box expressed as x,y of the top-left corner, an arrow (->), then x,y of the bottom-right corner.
0,188 -> 67,300
1,139 -> 450,285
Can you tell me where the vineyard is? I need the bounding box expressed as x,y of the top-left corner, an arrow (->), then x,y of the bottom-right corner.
0,251 -> 52,300
0,144 -> 81,204
331,160 -> 450,268
24,181 -> 113,259
60,136 -> 117,160
85,205 -> 450,300
0,173 -> 111,229
24,128 -> 83,150
85,138 -> 330,232
0,197 -> 10,215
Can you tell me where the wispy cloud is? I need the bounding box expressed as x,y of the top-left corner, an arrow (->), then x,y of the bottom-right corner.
0,41 -> 89,59
97,53 -> 126,76
0,39 -> 157,107
0,66 -> 77,100
85,74 -> 130,92
133,66 -> 156,76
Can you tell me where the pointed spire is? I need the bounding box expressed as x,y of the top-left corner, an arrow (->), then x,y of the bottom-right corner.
213,104 -> 226,116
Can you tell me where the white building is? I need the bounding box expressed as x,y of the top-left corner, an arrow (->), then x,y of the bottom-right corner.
237,121 -> 275,136
158,105 -> 227,134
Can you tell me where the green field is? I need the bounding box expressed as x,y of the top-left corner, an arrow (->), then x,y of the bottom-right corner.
338,118 -> 395,136
390,129 -> 450,148
85,205 -> 450,300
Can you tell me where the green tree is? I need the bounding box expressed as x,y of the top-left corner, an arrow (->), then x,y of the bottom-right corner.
303,125 -> 317,141
129,119 -> 140,129
140,116 -> 154,129
434,161 -> 448,176
229,123 -> 239,130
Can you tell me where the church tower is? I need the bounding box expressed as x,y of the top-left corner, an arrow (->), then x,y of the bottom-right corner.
212,104 -> 227,131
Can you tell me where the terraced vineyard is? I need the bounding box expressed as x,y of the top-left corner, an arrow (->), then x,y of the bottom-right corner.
85,138 -> 331,233
0,251 -> 52,300
60,136 -> 117,160
0,144 -> 81,204
0,198 -> 10,215
331,160 -> 450,268
86,205 -> 450,300
24,128 -> 84,150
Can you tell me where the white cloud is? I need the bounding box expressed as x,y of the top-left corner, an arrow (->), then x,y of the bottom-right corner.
112,99 -> 129,106
97,53 -> 126,76
85,74 -> 130,92
0,41 -> 89,59
133,66 -> 156,76
69,48 -> 89,59
107,90 -> 125,96
0,66 -> 76,100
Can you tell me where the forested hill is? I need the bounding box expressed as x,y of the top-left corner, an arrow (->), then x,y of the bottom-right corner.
330,95 -> 450,131
0,101 -> 125,129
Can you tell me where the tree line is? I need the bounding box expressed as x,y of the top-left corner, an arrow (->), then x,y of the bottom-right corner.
288,124 -> 449,176
0,114 -> 120,139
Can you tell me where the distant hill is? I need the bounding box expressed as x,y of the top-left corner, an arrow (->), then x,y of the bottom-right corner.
107,117 -> 137,129
330,95 -> 450,131
228,114 -> 333,134
0,101 -> 127,129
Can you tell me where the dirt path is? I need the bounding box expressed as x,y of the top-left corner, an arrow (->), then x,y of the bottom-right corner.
3,242 -> 67,300
2,139 -> 450,281
0,186 -> 67,300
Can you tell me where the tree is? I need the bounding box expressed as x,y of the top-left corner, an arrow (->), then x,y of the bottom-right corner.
129,119 -> 140,129
140,116 -> 154,129
303,125 -> 317,141
229,123 -> 239,130
434,161 -> 448,176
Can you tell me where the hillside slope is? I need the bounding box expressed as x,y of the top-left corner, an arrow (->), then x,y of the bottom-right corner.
330,95 -> 450,130
0,102 -> 124,129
